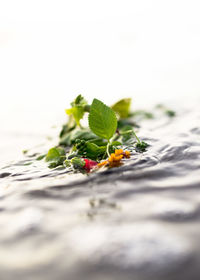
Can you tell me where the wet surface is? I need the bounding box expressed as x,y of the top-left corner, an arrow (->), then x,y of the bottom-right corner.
0,105 -> 200,280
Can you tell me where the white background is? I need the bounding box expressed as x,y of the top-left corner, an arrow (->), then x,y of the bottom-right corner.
0,0 -> 200,136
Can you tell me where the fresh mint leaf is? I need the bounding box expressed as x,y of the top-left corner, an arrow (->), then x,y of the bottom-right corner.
111,98 -> 131,118
88,98 -> 117,140
45,147 -> 65,162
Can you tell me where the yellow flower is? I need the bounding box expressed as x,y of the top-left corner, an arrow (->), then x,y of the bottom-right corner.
109,153 -> 123,162
114,149 -> 131,158
115,149 -> 123,156
108,153 -> 123,167
124,150 -> 131,158
98,149 -> 131,168
97,160 -> 109,168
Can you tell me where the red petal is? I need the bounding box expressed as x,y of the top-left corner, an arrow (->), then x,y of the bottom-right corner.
83,159 -> 98,172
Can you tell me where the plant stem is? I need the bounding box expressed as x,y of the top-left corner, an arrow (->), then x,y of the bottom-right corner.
106,140 -> 111,157
132,130 -> 141,144
120,129 -> 141,144
84,105 -> 91,112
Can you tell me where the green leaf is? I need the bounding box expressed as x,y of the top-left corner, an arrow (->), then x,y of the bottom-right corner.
65,106 -> 84,126
59,128 -> 98,147
59,123 -> 76,138
74,94 -> 87,106
71,157 -> 85,169
48,159 -> 65,169
36,154 -> 46,161
88,99 -> 117,140
111,98 -> 131,118
87,138 -> 107,146
45,147 -> 66,168
72,94 -> 87,106
70,129 -> 97,143
84,142 -> 100,160
45,147 -> 65,162
59,133 -> 72,146
118,119 -> 139,130
136,141 -> 148,152
64,159 -> 71,167
111,141 -> 121,146
65,95 -> 88,126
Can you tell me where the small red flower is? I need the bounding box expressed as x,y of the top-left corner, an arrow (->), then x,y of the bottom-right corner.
83,159 -> 98,172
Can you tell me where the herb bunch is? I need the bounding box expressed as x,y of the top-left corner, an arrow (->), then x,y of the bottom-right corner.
44,95 -> 149,172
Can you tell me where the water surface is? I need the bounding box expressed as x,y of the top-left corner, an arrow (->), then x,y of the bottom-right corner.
0,103 -> 200,280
